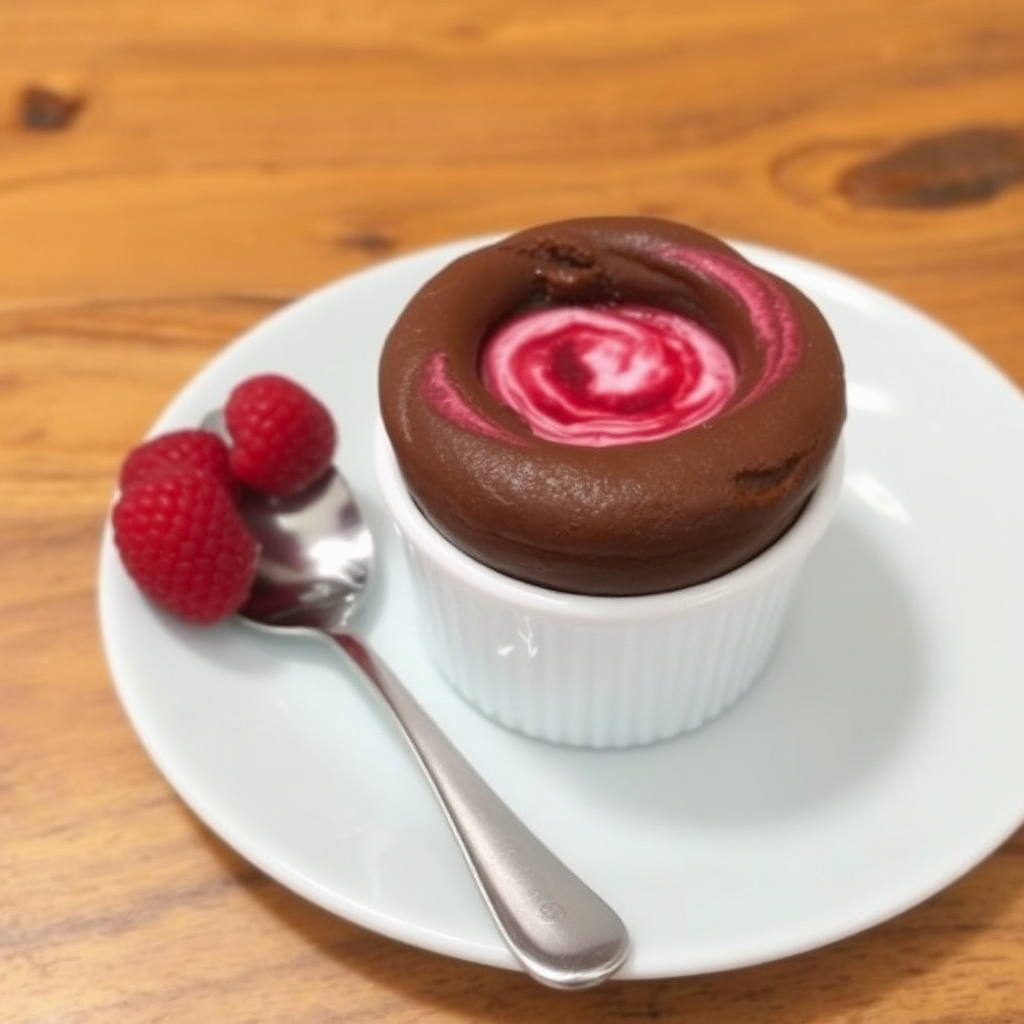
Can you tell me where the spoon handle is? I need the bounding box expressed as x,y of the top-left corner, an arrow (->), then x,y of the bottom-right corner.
331,630 -> 630,989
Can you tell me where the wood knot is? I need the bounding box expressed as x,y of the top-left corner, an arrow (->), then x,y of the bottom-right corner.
18,85 -> 86,132
839,125 -> 1024,209
334,231 -> 396,255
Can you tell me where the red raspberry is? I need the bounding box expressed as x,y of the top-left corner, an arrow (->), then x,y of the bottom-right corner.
225,374 -> 336,495
112,470 -> 257,624
119,429 -> 236,495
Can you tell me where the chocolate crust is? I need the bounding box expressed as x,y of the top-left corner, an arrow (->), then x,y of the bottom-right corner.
379,217 -> 846,595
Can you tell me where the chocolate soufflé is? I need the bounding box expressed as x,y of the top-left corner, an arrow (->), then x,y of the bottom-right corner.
378,216 -> 846,596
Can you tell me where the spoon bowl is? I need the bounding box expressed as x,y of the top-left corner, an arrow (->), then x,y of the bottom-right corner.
240,468 -> 372,631
221,434 -> 630,989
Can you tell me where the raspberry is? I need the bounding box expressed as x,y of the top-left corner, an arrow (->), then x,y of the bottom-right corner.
119,429 -> 236,495
112,470 -> 257,624
225,374 -> 336,495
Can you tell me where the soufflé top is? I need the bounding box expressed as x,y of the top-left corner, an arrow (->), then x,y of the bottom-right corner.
378,216 -> 846,595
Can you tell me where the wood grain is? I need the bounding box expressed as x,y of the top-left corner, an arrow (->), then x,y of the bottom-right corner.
2,1 -> 1022,1021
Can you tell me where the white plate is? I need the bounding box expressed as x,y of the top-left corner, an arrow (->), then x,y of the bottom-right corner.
98,237 -> 1024,979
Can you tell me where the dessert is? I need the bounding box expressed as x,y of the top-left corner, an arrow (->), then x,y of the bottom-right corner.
379,216 -> 846,595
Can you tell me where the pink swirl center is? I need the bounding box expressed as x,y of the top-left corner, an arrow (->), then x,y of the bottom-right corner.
481,304 -> 737,447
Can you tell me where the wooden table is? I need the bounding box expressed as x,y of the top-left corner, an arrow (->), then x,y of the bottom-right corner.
4,2 -> 1022,1020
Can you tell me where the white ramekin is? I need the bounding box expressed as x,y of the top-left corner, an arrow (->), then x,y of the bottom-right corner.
375,424 -> 844,748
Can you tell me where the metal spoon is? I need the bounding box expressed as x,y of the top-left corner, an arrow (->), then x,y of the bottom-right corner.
212,421 -> 630,988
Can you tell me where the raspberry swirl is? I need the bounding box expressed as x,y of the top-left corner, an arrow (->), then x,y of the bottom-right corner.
424,243 -> 804,449
481,304 -> 737,447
